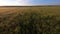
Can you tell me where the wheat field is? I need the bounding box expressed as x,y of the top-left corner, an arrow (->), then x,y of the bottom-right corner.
0,6 -> 60,34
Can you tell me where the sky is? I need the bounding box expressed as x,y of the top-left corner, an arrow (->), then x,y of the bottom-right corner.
0,0 -> 60,6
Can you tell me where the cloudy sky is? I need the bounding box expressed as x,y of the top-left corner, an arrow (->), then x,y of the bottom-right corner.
0,0 -> 60,6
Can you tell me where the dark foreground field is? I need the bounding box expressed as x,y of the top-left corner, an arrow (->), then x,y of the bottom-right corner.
0,6 -> 60,34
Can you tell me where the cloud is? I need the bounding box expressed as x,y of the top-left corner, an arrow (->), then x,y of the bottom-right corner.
16,0 -> 30,5
0,0 -> 30,6
0,0 -> 17,6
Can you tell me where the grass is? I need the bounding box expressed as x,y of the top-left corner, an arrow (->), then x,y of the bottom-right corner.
0,6 -> 60,34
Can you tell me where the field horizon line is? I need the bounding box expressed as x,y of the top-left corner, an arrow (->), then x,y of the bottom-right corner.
0,5 -> 60,7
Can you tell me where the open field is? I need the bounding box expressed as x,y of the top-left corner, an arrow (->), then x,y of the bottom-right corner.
0,6 -> 60,34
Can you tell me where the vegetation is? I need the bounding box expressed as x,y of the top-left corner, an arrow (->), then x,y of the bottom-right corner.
0,6 -> 60,34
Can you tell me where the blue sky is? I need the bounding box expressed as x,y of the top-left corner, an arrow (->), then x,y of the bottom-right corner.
29,0 -> 60,5
0,0 -> 60,6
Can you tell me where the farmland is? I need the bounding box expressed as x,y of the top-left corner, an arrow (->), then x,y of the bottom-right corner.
0,6 -> 60,34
